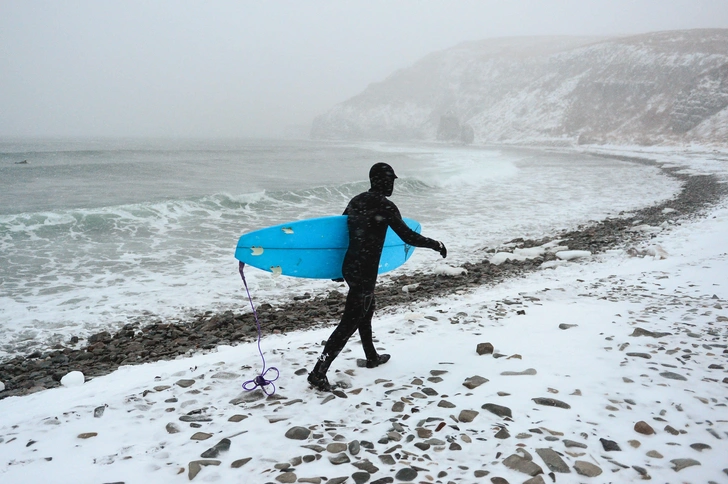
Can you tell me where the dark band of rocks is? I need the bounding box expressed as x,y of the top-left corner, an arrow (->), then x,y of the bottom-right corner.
1,154 -> 726,399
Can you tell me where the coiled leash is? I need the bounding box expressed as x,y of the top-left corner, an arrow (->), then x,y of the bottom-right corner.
239,261 -> 279,395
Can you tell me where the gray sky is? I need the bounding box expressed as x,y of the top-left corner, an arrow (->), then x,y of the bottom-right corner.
2,0 -> 728,139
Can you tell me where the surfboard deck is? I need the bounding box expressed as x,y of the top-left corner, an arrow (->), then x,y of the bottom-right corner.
235,215 -> 421,279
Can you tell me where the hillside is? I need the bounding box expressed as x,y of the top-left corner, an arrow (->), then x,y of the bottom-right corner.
311,30 -> 728,146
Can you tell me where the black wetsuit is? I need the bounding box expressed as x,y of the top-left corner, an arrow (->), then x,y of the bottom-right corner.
313,185 -> 442,374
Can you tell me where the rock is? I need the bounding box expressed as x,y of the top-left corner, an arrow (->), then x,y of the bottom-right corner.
175,379 -> 196,388
349,440 -> 361,455
494,428 -> 510,439
646,450 -> 663,459
231,457 -> 252,468
394,467 -> 418,481
690,443 -> 711,451
391,401 -> 404,412
166,423 -> 181,434
190,432 -> 213,441
228,414 -> 247,422
458,409 -> 479,423
502,454 -> 543,476
630,328 -> 671,338
573,460 -> 602,477
664,425 -> 679,435
463,375 -> 489,389
285,426 -> 311,440
660,371 -> 687,381
563,439 -> 587,449
327,442 -> 347,453
276,472 -> 297,483
671,458 -> 700,472
476,342 -> 494,355
501,368 -> 537,376
482,403 -> 512,418
626,352 -> 652,359
558,323 -> 577,330
352,471 -> 371,484
77,432 -> 98,439
201,438 -> 231,458
634,420 -> 655,435
353,460 -> 379,474
600,438 -> 621,451
94,405 -> 106,418
188,459 -> 220,480
523,476 -> 546,484
531,397 -> 570,409
438,400 -> 456,408
535,448 -> 570,473
329,453 -> 350,465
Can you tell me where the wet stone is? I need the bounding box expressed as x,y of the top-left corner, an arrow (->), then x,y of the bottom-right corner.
502,454 -> 543,476
394,467 -> 418,481
574,460 -> 602,477
458,409 -> 479,423
166,422 -> 181,434
190,432 -> 213,441
285,426 -> 311,440
230,457 -> 252,468
476,342 -> 494,355
348,440 -> 361,455
482,403 -> 512,418
535,448 -> 570,473
176,379 -> 196,388
600,438 -> 621,451
671,458 -> 701,472
660,371 -> 687,381
501,368 -> 537,376
276,472 -> 297,483
634,420 -> 655,435
438,400 -> 456,408
201,438 -> 231,458
563,439 -> 587,449
352,471 -> 371,484
327,442 -> 347,453
391,401 -> 405,412
329,453 -> 350,465
646,450 -> 663,459
494,428 -> 511,439
689,443 -> 711,452
532,397 -> 570,409
462,375 -> 488,389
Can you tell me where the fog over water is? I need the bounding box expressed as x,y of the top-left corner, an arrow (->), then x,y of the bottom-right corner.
2,1 -> 727,138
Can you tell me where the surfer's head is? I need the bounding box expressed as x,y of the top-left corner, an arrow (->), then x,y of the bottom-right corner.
369,162 -> 398,196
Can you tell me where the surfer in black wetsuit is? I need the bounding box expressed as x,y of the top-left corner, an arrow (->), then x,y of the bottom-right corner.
308,162 -> 447,391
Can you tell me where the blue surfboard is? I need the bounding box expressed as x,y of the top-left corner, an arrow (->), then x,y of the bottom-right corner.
235,216 -> 421,279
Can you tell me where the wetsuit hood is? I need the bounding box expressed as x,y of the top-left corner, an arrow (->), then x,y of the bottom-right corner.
369,162 -> 398,196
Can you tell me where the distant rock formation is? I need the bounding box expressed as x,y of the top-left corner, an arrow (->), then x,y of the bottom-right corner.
311,29 -> 728,146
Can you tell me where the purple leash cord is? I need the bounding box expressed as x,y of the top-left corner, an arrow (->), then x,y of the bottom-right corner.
239,262 -> 279,395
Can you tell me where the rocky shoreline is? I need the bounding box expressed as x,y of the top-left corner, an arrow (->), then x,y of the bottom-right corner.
1,155 -> 726,400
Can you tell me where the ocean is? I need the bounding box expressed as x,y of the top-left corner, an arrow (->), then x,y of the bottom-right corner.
0,139 -> 681,358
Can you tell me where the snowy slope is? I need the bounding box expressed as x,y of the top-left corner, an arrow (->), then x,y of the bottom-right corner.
311,30 -> 728,146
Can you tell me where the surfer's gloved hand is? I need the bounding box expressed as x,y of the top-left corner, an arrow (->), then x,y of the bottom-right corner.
437,241 -> 447,258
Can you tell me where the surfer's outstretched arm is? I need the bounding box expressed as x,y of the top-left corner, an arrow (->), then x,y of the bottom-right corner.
384,201 -> 447,257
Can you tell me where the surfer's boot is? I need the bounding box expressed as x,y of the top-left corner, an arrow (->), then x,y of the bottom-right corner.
307,371 -> 332,392
366,353 -> 391,368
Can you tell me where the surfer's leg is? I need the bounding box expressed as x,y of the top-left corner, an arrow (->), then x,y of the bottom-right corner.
358,292 -> 378,360
309,287 -> 365,389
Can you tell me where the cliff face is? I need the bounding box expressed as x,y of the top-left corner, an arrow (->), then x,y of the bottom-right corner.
311,30 -> 728,146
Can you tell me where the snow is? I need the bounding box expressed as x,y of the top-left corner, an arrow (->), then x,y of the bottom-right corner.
1,148 -> 727,483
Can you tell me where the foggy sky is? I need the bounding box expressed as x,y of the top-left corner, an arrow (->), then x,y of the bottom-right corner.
2,0 -> 728,139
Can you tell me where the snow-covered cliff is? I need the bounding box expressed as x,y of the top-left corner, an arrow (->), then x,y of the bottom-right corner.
311,30 -> 728,146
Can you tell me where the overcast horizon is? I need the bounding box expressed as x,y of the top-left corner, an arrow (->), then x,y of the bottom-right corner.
2,0 -> 728,139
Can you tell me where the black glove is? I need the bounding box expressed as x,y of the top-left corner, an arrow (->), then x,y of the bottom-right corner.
437,241 -> 447,258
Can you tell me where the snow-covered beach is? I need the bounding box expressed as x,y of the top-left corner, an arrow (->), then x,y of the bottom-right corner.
1,146 -> 727,484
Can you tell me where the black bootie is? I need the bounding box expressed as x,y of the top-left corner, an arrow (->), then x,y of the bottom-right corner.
366,353 -> 391,368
